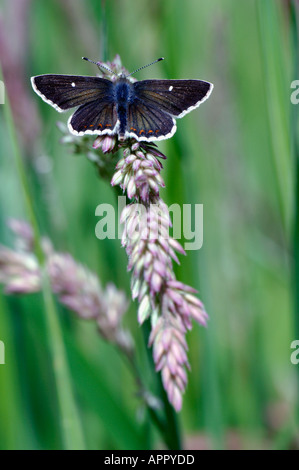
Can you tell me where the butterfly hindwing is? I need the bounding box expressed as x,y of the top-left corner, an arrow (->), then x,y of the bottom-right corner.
133,79 -> 213,118
68,99 -> 118,136
126,99 -> 176,141
31,74 -> 113,112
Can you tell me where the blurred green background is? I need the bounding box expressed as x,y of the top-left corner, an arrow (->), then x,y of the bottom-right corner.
0,0 -> 298,450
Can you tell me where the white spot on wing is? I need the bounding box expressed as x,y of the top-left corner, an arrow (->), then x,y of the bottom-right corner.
169,86 -> 173,91
71,82 -> 76,87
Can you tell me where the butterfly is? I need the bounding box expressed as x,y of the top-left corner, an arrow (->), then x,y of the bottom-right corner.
31,57 -> 213,142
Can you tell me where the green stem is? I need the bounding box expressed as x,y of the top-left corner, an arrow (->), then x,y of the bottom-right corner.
290,0 -> 299,417
256,0 -> 292,236
1,65 -> 85,449
120,350 -> 165,441
142,321 -> 182,450
41,272 -> 85,449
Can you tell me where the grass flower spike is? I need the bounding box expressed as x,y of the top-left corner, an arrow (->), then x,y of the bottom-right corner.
111,141 -> 208,411
0,219 -> 133,355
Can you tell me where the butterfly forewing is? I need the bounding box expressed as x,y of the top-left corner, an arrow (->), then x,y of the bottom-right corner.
31,75 -> 113,112
69,98 -> 118,135
133,79 -> 212,118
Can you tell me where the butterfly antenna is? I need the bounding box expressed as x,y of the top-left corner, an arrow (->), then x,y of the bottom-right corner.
126,57 -> 164,77
82,57 -> 118,76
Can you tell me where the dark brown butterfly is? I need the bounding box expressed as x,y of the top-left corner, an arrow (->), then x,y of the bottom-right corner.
31,57 -> 213,142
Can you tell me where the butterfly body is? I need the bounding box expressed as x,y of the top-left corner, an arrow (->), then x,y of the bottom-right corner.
114,77 -> 134,139
31,66 -> 213,142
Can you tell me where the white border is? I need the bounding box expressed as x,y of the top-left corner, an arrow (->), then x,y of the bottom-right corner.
177,82 -> 214,118
31,76 -> 66,113
123,118 -> 177,142
67,115 -> 177,142
68,116 -> 120,137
